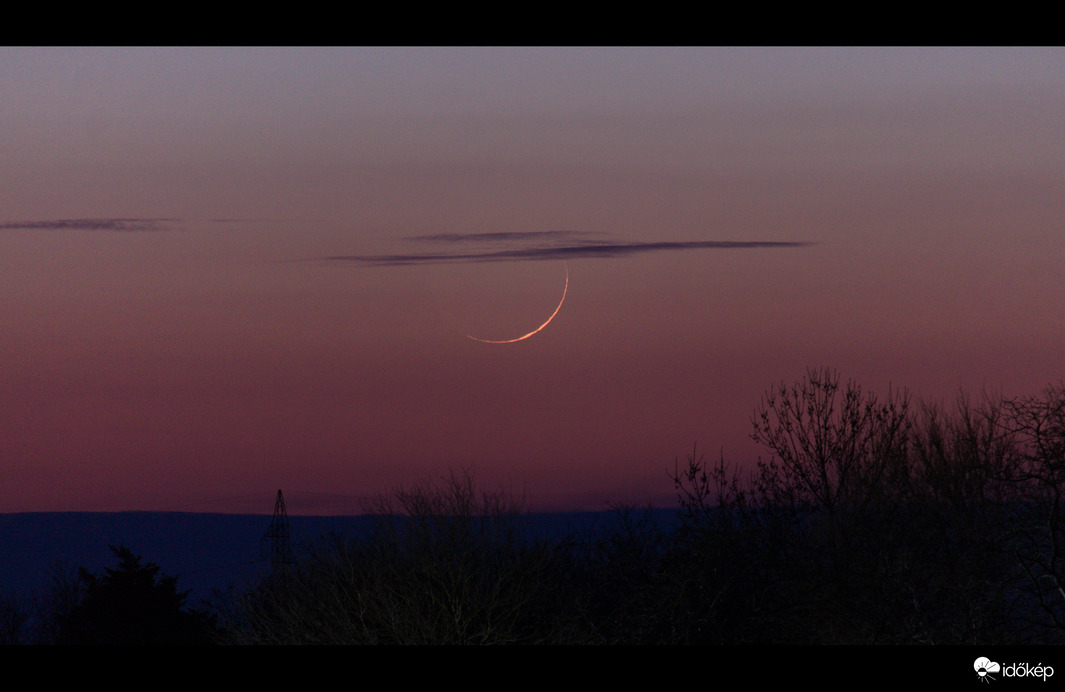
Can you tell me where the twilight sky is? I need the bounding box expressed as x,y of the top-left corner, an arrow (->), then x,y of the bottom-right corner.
2,47 -> 1064,514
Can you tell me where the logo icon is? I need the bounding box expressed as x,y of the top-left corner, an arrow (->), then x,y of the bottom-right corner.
975,658 -> 1001,683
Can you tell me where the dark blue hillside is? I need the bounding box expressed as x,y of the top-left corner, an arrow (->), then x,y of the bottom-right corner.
0,509 -> 682,606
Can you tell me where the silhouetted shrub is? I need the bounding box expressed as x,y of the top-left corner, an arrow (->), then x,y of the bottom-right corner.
0,590 -> 29,645
229,470 -> 571,644
52,545 -> 218,645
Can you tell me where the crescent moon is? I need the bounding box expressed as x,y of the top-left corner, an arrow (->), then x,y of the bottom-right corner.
465,264 -> 568,344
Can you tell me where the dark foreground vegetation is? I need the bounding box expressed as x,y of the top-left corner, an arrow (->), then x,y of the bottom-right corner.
6,368 -> 1065,644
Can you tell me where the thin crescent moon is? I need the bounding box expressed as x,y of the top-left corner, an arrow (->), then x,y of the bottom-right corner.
465,264 -> 568,344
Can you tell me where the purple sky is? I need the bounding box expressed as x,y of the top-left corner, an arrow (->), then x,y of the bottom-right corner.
2,47 -> 1064,514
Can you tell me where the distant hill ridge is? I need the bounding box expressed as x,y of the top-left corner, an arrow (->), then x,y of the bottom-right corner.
0,509 -> 682,604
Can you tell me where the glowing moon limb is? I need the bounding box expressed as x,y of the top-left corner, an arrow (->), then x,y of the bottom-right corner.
465,264 -> 568,344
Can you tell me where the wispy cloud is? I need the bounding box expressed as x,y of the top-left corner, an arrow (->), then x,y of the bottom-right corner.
408,230 -> 594,244
320,231 -> 814,266
0,218 -> 179,232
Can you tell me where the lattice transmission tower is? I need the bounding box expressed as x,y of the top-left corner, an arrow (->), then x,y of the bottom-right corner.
262,489 -> 295,573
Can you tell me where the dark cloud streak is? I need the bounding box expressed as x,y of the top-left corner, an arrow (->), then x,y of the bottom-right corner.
408,230 -> 594,244
0,218 -> 178,232
323,239 -> 815,266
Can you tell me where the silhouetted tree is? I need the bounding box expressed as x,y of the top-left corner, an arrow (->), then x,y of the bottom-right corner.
0,590 -> 29,645
903,393 -> 1017,643
1000,383 -> 1065,641
669,446 -> 775,643
672,371 -> 1065,643
750,368 -> 911,539
53,545 -> 218,645
34,562 -> 85,645
551,503 -> 679,643
749,369 -> 913,640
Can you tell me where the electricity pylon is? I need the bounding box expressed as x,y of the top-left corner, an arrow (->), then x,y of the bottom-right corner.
262,489 -> 295,573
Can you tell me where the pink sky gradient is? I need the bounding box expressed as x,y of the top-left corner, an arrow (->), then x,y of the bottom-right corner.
2,47 -> 1064,514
